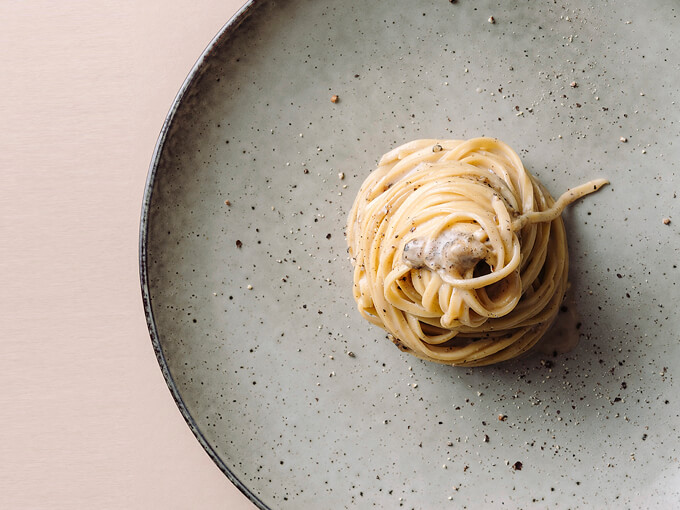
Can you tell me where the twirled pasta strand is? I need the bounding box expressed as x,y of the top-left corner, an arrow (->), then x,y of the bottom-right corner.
346,137 -> 607,366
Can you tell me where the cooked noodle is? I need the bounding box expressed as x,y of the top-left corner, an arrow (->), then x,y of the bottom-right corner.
346,137 -> 607,366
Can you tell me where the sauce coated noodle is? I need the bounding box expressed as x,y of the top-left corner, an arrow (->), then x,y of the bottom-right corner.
346,137 -> 607,366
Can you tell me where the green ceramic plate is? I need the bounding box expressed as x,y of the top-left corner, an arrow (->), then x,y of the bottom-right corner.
141,1 -> 679,507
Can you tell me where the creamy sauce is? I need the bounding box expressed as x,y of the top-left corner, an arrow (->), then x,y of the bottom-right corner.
402,227 -> 490,275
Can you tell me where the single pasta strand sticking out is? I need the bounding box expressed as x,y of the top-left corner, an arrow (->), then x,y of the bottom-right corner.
512,179 -> 608,231
346,137 -> 608,366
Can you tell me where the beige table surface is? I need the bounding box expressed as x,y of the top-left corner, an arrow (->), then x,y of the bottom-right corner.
1,1 -> 257,508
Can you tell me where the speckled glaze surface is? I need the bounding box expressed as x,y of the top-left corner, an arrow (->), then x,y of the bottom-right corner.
141,0 -> 679,508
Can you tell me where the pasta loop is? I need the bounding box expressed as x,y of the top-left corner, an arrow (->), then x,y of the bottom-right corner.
346,137 -> 607,366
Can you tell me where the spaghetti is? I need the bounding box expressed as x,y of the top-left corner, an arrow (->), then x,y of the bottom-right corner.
346,137 -> 607,366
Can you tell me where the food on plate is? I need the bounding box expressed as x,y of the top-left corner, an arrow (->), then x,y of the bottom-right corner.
346,137 -> 607,366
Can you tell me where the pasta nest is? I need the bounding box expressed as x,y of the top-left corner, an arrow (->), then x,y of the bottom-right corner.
346,137 -> 606,366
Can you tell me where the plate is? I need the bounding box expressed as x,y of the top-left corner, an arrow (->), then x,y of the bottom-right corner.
140,0 -> 680,507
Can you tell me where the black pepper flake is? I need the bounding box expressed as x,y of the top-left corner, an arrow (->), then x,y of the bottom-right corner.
512,461 -> 523,471
483,434 -> 489,443
236,240 -> 243,248
326,233 -> 332,239
617,273 -> 623,278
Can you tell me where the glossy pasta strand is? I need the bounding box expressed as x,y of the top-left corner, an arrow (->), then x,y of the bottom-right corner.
347,137 -> 608,366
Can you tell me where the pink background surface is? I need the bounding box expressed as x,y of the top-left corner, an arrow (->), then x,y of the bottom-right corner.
1,1 -> 257,508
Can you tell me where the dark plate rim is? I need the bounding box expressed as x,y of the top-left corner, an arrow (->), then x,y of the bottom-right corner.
138,2 -> 269,509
